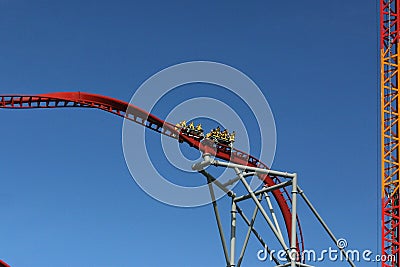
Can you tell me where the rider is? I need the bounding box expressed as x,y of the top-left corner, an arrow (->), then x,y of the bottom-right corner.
229,131 -> 235,142
221,129 -> 228,141
196,123 -> 203,132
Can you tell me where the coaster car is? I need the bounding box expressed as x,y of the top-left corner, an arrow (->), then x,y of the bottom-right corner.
175,120 -> 204,141
205,126 -> 235,147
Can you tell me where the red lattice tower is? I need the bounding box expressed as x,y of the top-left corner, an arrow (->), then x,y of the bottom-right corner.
381,0 -> 400,265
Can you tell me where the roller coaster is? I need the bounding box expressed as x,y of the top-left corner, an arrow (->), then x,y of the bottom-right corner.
1,92 -> 356,267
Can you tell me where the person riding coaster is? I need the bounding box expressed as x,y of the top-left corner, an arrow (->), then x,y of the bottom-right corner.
176,120 -> 235,146
205,126 -> 235,147
175,120 -> 204,140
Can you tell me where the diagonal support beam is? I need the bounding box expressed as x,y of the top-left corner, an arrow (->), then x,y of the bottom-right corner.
234,167 -> 291,256
237,194 -> 262,267
235,204 -> 281,265
204,172 -> 230,266
264,191 -> 284,241
297,186 -> 356,267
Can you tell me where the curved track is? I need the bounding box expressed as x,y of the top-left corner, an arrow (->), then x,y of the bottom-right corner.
0,92 -> 304,256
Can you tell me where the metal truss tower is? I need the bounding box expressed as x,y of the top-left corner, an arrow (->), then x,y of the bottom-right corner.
193,153 -> 355,267
381,0 -> 400,266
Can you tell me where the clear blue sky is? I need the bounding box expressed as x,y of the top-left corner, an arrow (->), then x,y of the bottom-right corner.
0,1 -> 378,266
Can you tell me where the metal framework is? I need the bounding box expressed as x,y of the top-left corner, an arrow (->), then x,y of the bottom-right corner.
381,0 -> 400,265
193,154 -> 356,267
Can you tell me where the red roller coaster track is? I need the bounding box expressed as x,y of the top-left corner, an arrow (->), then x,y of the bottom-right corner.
0,92 -> 304,263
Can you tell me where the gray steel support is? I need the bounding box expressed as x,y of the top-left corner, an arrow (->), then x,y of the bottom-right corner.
234,180 -> 292,202
297,186 -> 356,267
213,160 -> 295,178
230,198 -> 237,266
200,169 -> 282,266
237,195 -> 262,267
235,205 -> 281,265
200,170 -> 235,197
264,191 -> 284,242
195,157 -> 354,267
200,169 -> 280,266
192,153 -> 213,171
205,172 -> 230,266
234,167 -> 291,255
222,172 -> 256,187
290,174 -> 298,267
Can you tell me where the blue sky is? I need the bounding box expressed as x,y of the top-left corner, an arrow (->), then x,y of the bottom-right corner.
0,1 -> 378,266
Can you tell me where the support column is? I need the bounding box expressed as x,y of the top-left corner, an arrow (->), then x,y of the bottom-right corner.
230,198 -> 237,267
290,173 -> 298,267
